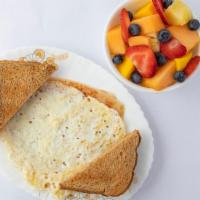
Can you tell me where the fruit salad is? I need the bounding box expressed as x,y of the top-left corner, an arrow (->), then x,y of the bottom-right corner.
107,0 -> 200,91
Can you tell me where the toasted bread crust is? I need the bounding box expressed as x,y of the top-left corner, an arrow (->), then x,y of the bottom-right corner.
61,130 -> 141,196
49,78 -> 125,118
0,60 -> 56,129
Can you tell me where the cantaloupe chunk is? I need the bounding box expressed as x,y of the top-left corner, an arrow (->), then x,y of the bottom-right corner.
134,2 -> 156,19
168,25 -> 200,52
141,61 -> 176,91
107,25 -> 126,55
128,36 -> 151,46
175,52 -> 193,71
118,57 -> 135,79
132,14 -> 165,35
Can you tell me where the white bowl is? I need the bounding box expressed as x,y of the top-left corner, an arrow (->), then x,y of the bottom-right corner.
103,0 -> 200,93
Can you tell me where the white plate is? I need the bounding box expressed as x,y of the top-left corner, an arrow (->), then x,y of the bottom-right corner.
0,47 -> 154,200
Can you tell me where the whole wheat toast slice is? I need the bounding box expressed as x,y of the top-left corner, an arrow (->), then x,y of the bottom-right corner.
60,130 -> 140,196
49,78 -> 125,118
0,60 -> 56,129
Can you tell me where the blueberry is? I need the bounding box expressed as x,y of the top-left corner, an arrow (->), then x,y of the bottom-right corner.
129,24 -> 141,36
188,19 -> 200,31
174,71 -> 186,82
155,52 -> 167,66
157,29 -> 172,43
163,0 -> 173,9
128,11 -> 133,21
112,55 -> 123,64
131,72 -> 142,84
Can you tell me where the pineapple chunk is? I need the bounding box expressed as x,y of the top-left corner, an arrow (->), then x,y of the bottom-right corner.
117,57 -> 135,79
165,0 -> 192,25
175,52 -> 193,71
135,2 -> 156,19
146,32 -> 160,52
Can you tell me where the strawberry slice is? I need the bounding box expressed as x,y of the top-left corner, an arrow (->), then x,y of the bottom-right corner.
184,56 -> 200,76
120,8 -> 131,44
160,38 -> 187,59
126,45 -> 157,78
152,0 -> 169,25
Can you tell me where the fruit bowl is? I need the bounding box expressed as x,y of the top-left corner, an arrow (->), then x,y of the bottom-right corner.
103,0 -> 200,93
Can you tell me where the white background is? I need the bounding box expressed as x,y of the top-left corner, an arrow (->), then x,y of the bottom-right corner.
0,0 -> 199,200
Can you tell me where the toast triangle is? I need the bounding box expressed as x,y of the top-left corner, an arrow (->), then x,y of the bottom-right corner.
0,60 -> 56,129
61,130 -> 140,196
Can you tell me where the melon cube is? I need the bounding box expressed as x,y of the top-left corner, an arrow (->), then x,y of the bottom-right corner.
128,36 -> 151,47
132,14 -> 165,35
107,25 -> 126,55
168,25 -> 200,52
141,61 -> 176,91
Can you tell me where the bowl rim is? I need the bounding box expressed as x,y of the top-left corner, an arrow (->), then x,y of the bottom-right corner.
103,0 -> 200,93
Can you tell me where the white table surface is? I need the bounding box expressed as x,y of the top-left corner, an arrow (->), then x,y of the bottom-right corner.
0,0 -> 199,200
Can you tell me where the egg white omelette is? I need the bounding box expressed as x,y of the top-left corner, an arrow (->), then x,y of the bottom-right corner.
0,80 -> 127,199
